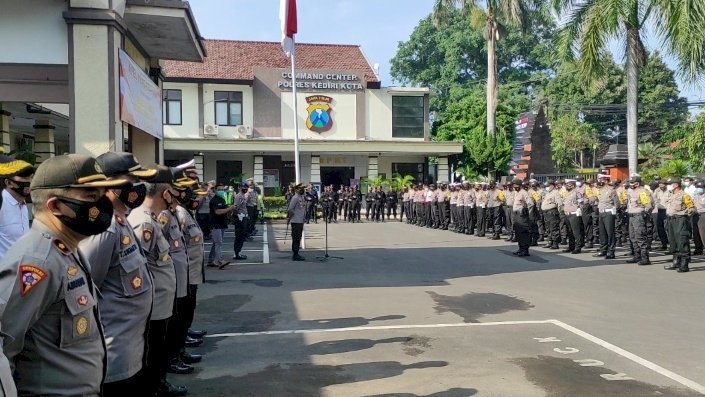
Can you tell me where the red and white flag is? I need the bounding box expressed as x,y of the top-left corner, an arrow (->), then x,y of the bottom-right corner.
279,0 -> 297,57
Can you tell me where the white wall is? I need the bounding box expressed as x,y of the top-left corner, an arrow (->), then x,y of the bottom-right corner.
367,89 -> 426,141
281,92 -> 357,140
163,82 -> 199,138
0,0 -> 68,64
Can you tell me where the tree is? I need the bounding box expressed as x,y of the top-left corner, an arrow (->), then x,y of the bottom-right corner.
432,0 -> 540,138
553,0 -> 705,175
549,112 -> 597,172
390,174 -> 415,191
678,113 -> 705,172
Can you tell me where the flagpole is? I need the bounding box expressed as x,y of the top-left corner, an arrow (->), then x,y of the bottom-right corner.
291,37 -> 301,184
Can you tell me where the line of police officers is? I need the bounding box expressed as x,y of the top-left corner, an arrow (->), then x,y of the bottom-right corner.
0,152 -> 213,397
398,174 -> 698,271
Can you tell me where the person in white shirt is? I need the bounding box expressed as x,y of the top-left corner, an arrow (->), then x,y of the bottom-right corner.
0,156 -> 34,259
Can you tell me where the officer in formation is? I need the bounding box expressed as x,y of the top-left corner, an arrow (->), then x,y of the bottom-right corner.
304,184 -> 318,223
0,153 -> 213,397
320,185 -> 338,223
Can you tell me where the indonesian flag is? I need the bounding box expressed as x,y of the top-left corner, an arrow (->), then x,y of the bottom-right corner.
280,0 -> 297,57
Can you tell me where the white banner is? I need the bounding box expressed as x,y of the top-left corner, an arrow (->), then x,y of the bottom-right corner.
118,49 -> 163,139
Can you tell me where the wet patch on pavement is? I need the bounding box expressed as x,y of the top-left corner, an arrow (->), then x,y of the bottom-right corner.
402,335 -> 433,357
240,278 -> 283,287
512,355 -> 701,397
307,337 -> 411,355
361,388 -> 478,397
427,291 -> 533,323
194,294 -> 279,334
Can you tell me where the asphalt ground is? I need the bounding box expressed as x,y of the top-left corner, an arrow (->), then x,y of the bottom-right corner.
178,218 -> 705,396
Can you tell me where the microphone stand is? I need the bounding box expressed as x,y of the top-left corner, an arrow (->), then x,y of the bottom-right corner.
317,203 -> 344,262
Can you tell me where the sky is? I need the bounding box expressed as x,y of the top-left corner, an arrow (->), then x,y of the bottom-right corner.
187,0 -> 701,103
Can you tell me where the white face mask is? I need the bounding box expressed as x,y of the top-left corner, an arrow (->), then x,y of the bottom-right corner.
667,185 -> 675,192
684,181 -> 691,187
546,186 -> 553,192
576,182 -> 583,187
697,188 -> 704,195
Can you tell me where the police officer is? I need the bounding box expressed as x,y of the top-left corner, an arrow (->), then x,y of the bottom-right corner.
487,181 -> 504,239
386,187 -> 398,220
528,180 -> 542,245
693,181 -> 705,256
228,182 -> 249,263
288,183 -> 307,261
652,179 -> 669,251
663,178 -> 695,272
375,186 -> 386,222
556,179 -> 569,246
562,179 -> 584,254
626,175 -> 654,265
511,178 -> 532,256
594,175 -> 619,259
475,183 -> 488,237
365,187 -> 374,221
504,182 -> 516,242
245,179 -> 259,237
0,154 -> 125,396
79,152 -> 156,396
0,155 -> 34,259
305,184 -> 318,223
616,179 -> 629,247
541,180 -> 561,249
128,165 -> 187,397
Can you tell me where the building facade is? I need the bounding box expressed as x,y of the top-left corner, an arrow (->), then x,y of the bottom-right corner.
163,40 -> 462,193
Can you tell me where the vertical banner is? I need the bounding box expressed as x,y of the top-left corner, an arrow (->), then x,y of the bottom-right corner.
118,49 -> 163,139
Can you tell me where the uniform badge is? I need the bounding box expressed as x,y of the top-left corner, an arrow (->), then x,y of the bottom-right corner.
143,229 -> 153,242
115,214 -> 126,226
88,206 -> 100,221
194,236 -> 201,243
158,213 -> 169,225
53,239 -> 71,255
121,235 -> 131,246
77,295 -> 89,306
67,265 -> 79,277
76,316 -> 89,336
162,253 -> 170,262
127,191 -> 139,204
131,275 -> 142,290
19,265 -> 47,296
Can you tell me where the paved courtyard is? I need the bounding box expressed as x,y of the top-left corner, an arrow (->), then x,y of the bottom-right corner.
177,220 -> 705,396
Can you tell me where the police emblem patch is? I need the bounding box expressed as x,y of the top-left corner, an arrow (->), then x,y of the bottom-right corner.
67,265 -> 79,277
88,207 -> 100,220
131,275 -> 142,290
305,95 -> 334,133
143,229 -> 153,242
19,265 -> 46,296
76,316 -> 89,336
194,236 -> 201,243
159,213 -> 169,225
121,235 -> 131,246
173,240 -> 180,248
77,295 -> 89,306
128,191 -> 139,203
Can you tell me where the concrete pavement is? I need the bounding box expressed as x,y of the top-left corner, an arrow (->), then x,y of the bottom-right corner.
178,219 -> 705,396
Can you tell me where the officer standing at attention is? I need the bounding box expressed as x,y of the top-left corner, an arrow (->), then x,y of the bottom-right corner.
541,180 -> 561,249
226,182 -> 250,265
128,165 -> 187,397
652,179 -> 670,251
79,152 -> 157,396
0,155 -> 34,259
288,183 -> 307,261
504,182 -> 516,242
594,174 -> 619,259
475,182 -> 488,237
487,181 -> 504,239
663,178 -> 695,272
0,154 -> 126,396
562,179 -> 585,254
511,178 -> 532,256
626,175 -> 654,266
693,181 -> 705,255
365,186 -> 374,221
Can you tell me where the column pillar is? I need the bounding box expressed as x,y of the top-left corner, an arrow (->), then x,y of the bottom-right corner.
367,156 -> 378,179
34,120 -> 56,164
0,107 -> 11,153
310,155 -> 320,184
194,154 -> 204,183
66,4 -> 124,155
437,156 -> 449,182
254,156 -> 264,188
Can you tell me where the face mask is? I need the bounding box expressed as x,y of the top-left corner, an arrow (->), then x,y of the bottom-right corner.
597,182 -> 605,187
176,188 -> 193,205
684,181 -> 691,187
188,199 -> 200,211
513,186 -> 521,191
667,185 -> 675,192
545,186 -> 553,192
216,191 -> 225,198
117,183 -> 147,209
9,180 -> 31,198
55,195 -> 113,236
576,182 -> 583,187
697,188 -> 704,195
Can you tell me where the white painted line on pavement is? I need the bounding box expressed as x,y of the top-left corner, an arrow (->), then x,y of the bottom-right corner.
241,249 -> 263,252
262,223 -> 270,264
207,320 -> 554,337
549,319 -> 705,395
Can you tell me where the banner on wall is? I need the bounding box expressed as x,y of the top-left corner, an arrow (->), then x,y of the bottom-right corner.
118,49 -> 163,139
263,169 -> 280,188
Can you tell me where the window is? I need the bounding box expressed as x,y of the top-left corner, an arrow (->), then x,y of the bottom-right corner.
393,163 -> 424,184
162,89 -> 182,125
392,96 -> 424,138
214,91 -> 243,126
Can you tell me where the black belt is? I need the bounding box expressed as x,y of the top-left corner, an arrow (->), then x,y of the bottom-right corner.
542,208 -> 558,212
628,213 -> 643,217
669,214 -> 688,218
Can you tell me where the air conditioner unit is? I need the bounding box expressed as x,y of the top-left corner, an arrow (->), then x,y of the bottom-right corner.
203,124 -> 219,137
237,125 -> 253,138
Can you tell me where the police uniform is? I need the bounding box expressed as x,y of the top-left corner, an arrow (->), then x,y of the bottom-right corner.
616,181 -> 629,246
562,181 -> 585,254
511,179 -> 532,256
487,184 -> 504,239
626,177 -> 654,265
664,179 -> 695,272
528,185 -> 542,245
0,154 -> 128,396
475,185 -> 488,237
693,182 -> 705,257
652,185 -> 670,250
504,186 -> 516,241
595,181 -> 619,259
288,186 -> 307,260
540,182 -> 561,249
175,204 -> 205,334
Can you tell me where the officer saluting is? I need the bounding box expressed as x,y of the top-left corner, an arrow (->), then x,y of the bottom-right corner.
78,152 -> 157,395
0,154 -> 128,396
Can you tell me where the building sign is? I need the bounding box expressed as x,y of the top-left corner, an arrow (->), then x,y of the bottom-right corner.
305,95 -> 334,133
278,72 -> 364,91
118,49 -> 162,139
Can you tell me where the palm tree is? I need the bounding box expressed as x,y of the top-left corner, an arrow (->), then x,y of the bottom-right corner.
553,0 -> 705,175
433,0 -> 537,138
391,173 -> 415,191
455,163 -> 479,181
637,142 -> 664,170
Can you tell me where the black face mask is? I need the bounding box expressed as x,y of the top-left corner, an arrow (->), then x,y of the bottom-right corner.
176,188 -> 193,205
597,181 -> 605,187
56,195 -> 114,236
117,183 -> 147,209
513,186 -> 521,191
188,199 -> 200,211
9,180 -> 31,198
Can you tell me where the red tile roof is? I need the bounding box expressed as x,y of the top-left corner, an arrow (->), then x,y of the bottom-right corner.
163,39 -> 380,83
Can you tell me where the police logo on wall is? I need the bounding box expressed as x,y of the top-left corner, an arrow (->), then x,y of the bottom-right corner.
305,95 -> 333,133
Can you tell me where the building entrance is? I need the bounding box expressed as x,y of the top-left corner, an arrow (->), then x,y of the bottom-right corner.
321,166 -> 355,188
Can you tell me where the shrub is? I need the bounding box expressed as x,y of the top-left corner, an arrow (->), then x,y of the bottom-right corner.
263,196 -> 287,211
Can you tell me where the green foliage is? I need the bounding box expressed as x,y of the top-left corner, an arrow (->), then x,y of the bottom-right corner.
390,174 -> 415,191
678,113 -> 705,172
455,163 -> 479,181
273,186 -> 284,196
549,112 -> 597,172
362,176 -> 387,188
263,210 -> 288,220
637,143 -> 665,170
262,196 -> 287,211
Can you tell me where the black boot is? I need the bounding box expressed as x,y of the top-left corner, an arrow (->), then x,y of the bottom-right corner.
158,380 -> 188,397
678,257 -> 690,272
550,244 -> 559,250
638,253 -> 651,266
181,350 -> 202,364
293,253 -> 306,261
664,256 -> 680,270
592,252 -> 606,257
605,252 -> 615,259
626,256 -> 641,264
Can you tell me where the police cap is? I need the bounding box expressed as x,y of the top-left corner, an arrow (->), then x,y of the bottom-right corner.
511,178 -> 523,185
145,164 -> 175,184
669,177 -> 682,185
31,154 -> 129,190
0,154 -> 33,179
96,152 -> 157,180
